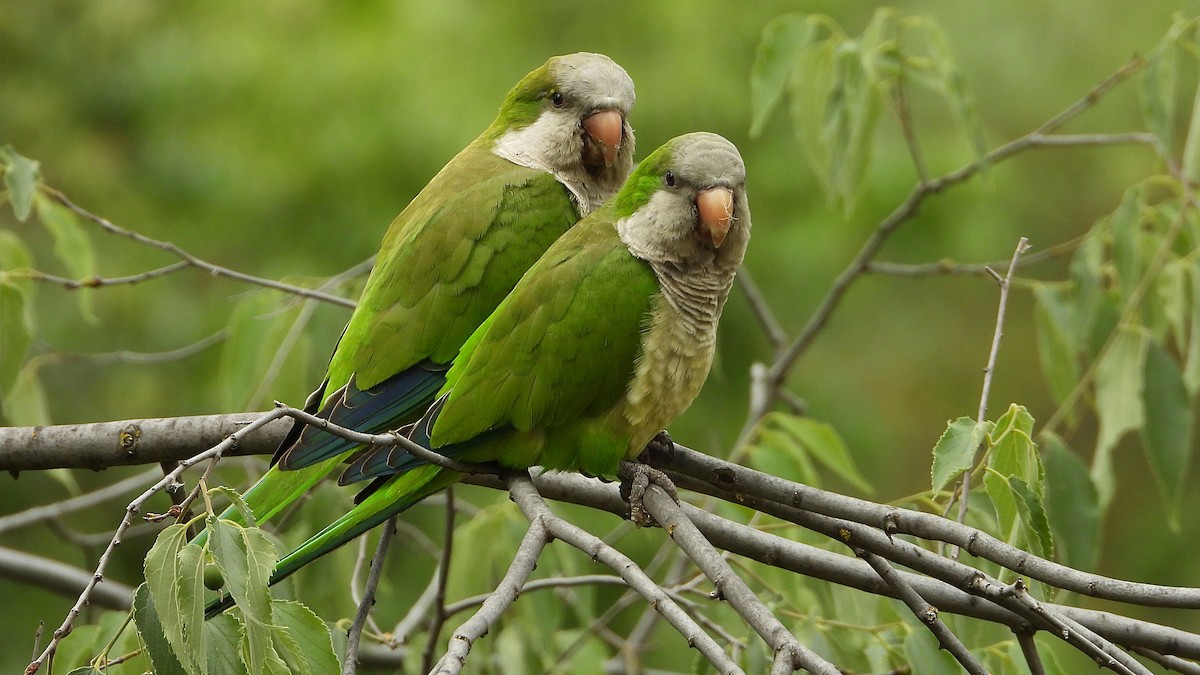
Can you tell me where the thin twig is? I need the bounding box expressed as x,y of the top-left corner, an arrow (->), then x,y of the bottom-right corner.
736,270 -> 788,352
15,261 -> 190,290
41,186 -> 356,309
0,547 -> 134,611
44,330 -> 228,365
863,234 -> 1078,277
392,568 -> 443,646
731,57 -> 1152,450
343,517 -> 397,675
971,578 -> 1149,675
1017,631 -> 1048,675
25,407 -> 289,673
518,470 -> 1200,660
504,474 -> 743,675
0,468 -> 161,534
422,488 -> 456,673
640,485 -> 838,675
441,575 -> 632,618
952,236 -> 1031,550
276,403 -> 494,475
856,549 -> 987,675
432,508 -> 550,675
652,443 -> 1200,609
1130,646 -> 1200,675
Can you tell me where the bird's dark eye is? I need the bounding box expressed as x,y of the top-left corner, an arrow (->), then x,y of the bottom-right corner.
664,170 -> 676,188
550,91 -> 566,108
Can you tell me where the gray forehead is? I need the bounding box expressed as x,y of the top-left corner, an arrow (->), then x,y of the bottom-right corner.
551,53 -> 636,110
673,133 -> 745,186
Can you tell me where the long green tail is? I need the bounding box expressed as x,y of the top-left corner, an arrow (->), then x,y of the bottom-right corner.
204,464 -> 458,618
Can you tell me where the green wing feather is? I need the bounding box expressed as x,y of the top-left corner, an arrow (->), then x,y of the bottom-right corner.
328,142 -> 579,394
205,209 -> 660,615
429,210 -> 660,474
219,143 -> 579,529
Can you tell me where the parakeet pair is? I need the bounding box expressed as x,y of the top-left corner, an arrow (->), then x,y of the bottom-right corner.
205,52 -> 751,613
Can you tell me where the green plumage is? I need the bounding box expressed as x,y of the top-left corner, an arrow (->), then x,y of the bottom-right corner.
329,147 -> 578,392
205,131 -> 748,620
213,52 -> 637,530
261,207 -> 660,585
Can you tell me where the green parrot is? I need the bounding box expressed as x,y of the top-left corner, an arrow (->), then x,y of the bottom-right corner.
221,53 -> 636,529
206,132 -> 750,616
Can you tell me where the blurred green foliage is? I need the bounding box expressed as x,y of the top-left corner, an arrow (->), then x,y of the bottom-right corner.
4,2 -> 1200,673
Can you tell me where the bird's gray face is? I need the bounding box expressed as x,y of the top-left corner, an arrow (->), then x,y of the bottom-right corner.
542,52 -> 637,176
622,132 -> 751,273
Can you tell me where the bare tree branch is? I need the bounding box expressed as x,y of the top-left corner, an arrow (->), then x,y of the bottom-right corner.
856,548 -> 988,675
952,236 -> 1031,547
342,517 -> 397,675
24,407 -> 290,673
0,468 -> 161,534
640,485 -> 838,675
40,185 -> 358,309
0,547 -> 133,611
518,471 -> 1200,660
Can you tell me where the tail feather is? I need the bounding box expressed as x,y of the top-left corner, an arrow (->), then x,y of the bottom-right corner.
278,363 -> 446,470
205,464 -> 459,619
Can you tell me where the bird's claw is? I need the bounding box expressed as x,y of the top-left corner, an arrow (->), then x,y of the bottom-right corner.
618,459 -> 679,528
638,429 -> 675,464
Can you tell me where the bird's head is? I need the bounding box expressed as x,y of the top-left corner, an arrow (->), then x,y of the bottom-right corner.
612,132 -> 750,275
490,53 -> 636,203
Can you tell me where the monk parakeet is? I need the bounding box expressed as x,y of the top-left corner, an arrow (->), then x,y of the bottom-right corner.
207,132 -> 750,612
224,52 -> 636,528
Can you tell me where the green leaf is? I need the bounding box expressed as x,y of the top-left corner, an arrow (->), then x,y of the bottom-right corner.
205,614 -> 251,675
0,145 -> 40,222
1042,432 -> 1100,570
826,32 -> 881,209
931,417 -> 989,492
0,281 -> 31,397
272,600 -> 338,675
1010,476 -> 1053,559
1092,326 -> 1149,507
1106,185 -> 1144,302
1159,258 -> 1189,351
1139,30 -> 1180,151
34,193 -> 98,322
788,39 -> 836,198
912,16 -> 988,161
747,425 -> 818,486
770,413 -> 873,493
1033,283 -> 1081,419
1140,339 -> 1193,529
750,13 -> 817,137
217,291 -> 305,411
1185,257 -> 1200,395
133,582 -> 189,675
208,516 -> 281,675
3,361 -> 51,428
987,404 -> 1043,494
902,627 -> 961,674
177,544 -> 209,673
983,469 -> 1018,542
209,485 -> 259,527
145,523 -> 200,673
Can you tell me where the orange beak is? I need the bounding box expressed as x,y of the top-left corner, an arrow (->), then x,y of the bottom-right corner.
581,109 -> 624,168
695,187 -> 734,248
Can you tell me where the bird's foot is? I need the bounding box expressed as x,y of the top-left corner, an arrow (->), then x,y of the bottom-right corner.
637,429 -> 676,464
618,459 -> 679,528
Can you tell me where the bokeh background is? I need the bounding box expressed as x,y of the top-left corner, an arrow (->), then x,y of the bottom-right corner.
3,1 -> 1200,672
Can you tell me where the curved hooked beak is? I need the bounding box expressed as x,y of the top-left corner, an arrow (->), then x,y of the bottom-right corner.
694,187 -> 734,248
581,108 -> 624,168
